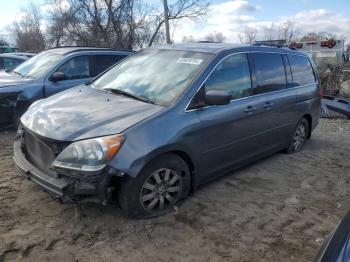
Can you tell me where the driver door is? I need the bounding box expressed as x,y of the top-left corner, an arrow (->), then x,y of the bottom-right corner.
44,55 -> 92,97
193,53 -> 269,179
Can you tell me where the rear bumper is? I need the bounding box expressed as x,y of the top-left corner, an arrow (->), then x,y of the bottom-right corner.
13,140 -> 108,203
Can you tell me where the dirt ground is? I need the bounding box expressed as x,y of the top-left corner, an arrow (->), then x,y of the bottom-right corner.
1,119 -> 350,262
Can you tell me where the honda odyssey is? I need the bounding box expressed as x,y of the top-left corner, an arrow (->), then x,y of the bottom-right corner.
14,43 -> 321,218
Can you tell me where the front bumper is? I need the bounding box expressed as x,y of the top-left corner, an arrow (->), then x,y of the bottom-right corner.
13,140 -> 109,203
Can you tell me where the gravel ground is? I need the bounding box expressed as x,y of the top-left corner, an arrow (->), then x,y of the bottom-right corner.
0,119 -> 350,262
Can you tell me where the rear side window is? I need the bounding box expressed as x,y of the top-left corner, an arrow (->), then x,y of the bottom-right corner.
92,55 -> 126,77
252,53 -> 286,94
56,56 -> 90,80
205,53 -> 252,100
289,55 -> 316,86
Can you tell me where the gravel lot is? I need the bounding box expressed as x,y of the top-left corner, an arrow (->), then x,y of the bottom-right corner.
1,119 -> 350,262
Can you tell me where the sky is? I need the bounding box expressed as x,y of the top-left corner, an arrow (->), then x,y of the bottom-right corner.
0,0 -> 349,44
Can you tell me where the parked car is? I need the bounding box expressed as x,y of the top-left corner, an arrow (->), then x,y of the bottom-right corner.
314,210 -> 350,262
14,43 -> 321,218
0,47 -> 134,127
0,54 -> 28,71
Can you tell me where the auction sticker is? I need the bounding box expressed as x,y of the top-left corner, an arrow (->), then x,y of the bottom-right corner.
177,57 -> 203,65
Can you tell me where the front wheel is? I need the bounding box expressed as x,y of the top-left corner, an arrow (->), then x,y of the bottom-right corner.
117,154 -> 191,219
286,118 -> 309,154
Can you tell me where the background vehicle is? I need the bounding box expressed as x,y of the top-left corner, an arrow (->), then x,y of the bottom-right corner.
0,53 -> 28,71
14,43 -> 321,218
0,47 -> 134,127
6,52 -> 36,58
314,210 -> 350,262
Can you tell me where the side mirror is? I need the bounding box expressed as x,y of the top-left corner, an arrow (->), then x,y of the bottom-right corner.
205,89 -> 231,106
50,72 -> 67,82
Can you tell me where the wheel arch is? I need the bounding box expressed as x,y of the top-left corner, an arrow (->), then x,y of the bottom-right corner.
120,148 -> 197,192
302,113 -> 312,138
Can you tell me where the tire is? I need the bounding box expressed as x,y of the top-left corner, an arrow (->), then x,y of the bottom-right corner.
117,154 -> 191,219
286,118 -> 309,154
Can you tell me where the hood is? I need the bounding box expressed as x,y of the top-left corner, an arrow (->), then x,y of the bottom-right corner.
21,86 -> 165,141
0,70 -> 33,88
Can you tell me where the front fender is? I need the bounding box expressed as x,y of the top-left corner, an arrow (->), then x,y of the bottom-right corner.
111,143 -> 197,178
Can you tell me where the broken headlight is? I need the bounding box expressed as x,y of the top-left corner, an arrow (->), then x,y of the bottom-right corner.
52,134 -> 124,172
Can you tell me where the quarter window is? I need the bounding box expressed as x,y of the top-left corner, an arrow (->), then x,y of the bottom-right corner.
289,55 -> 316,86
56,56 -> 90,80
205,53 -> 252,100
92,55 -> 126,77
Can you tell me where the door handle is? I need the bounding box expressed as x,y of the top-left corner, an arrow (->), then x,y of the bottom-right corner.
264,101 -> 274,109
244,105 -> 257,113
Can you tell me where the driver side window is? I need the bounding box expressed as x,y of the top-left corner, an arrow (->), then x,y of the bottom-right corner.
205,53 -> 252,100
56,56 -> 90,80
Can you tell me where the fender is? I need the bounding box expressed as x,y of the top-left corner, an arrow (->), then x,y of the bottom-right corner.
0,83 -> 44,125
113,143 -> 198,179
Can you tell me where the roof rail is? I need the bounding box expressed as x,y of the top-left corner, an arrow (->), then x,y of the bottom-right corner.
47,46 -> 133,52
196,41 -> 222,43
253,43 -> 296,50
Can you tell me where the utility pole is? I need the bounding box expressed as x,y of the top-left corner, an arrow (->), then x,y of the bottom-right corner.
162,0 -> 171,44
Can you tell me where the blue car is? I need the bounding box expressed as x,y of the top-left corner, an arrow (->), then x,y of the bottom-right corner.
0,53 -> 28,71
14,43 -> 321,218
0,47 -> 134,127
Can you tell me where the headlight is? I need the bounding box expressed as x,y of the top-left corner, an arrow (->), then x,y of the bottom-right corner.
52,134 -> 124,172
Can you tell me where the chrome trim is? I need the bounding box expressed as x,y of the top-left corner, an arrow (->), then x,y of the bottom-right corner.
185,51 -> 317,112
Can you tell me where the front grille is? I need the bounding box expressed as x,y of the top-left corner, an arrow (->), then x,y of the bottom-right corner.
22,129 -> 65,176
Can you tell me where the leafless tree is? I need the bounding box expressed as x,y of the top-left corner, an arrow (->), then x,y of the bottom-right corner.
148,0 -> 209,46
238,27 -> 257,44
182,35 -> 196,43
13,2 -> 46,52
40,0 -> 208,49
204,32 -> 225,42
263,24 -> 276,41
277,20 -> 295,43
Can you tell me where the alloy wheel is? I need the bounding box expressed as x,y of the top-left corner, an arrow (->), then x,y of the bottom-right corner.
140,168 -> 182,213
293,124 -> 306,151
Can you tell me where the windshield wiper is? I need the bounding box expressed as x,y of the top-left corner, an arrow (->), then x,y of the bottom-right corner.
10,70 -> 24,78
103,88 -> 156,105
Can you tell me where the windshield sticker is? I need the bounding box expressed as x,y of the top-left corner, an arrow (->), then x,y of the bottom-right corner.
177,57 -> 203,65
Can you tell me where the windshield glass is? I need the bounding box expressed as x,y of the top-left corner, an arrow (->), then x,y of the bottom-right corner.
90,49 -> 211,106
13,51 -> 63,79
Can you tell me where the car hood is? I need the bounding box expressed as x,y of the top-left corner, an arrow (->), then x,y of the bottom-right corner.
0,71 -> 33,87
21,86 -> 165,141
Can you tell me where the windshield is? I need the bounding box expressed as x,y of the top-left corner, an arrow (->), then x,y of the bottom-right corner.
90,49 -> 211,106
13,51 -> 63,79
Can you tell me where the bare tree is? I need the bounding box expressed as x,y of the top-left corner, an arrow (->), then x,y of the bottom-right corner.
182,35 -> 196,43
263,24 -> 276,41
204,32 -> 225,42
238,27 -> 257,44
277,20 -> 295,43
148,0 -> 209,46
13,2 -> 46,52
13,0 -> 209,50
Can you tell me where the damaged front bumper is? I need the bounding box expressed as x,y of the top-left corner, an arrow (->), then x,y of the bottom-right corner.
13,140 -> 114,204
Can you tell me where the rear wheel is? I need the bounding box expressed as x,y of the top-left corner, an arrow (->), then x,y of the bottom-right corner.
117,154 -> 191,219
286,118 -> 309,153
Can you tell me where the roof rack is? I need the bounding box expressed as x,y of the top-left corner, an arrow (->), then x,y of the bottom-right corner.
253,43 -> 296,50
